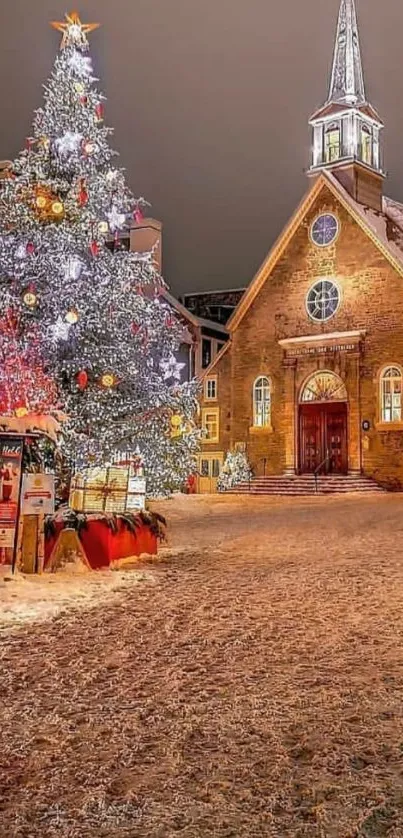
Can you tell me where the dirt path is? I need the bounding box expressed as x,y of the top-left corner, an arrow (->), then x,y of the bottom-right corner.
2,494 -> 403,836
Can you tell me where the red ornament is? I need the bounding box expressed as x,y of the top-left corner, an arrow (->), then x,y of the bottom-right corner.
90,240 -> 99,257
131,322 -> 140,335
80,95 -> 88,105
76,370 -> 88,390
133,207 -> 144,224
78,178 -> 88,207
165,313 -> 174,328
95,103 -> 104,121
26,242 -> 35,255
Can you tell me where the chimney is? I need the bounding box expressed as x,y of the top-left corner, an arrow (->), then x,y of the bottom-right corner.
130,218 -> 162,272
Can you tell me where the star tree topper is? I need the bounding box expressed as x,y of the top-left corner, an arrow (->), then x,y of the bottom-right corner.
51,11 -> 100,50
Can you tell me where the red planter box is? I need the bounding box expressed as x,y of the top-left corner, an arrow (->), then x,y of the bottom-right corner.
45,518 -> 157,569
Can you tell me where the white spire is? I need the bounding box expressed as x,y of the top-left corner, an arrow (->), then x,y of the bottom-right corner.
328,0 -> 366,105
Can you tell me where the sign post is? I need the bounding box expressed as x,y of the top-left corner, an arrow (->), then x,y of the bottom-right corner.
0,434 -> 24,573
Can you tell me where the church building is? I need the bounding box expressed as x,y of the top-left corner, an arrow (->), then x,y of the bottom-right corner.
198,0 -> 403,493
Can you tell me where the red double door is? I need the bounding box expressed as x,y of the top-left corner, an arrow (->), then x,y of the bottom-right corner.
299,402 -> 348,475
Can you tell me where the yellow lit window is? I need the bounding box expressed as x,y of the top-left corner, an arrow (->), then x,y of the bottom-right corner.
202,408 -> 219,442
325,124 -> 340,163
253,377 -> 271,427
381,367 -> 402,422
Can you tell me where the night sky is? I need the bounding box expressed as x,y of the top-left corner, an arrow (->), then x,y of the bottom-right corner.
1,0 -> 402,296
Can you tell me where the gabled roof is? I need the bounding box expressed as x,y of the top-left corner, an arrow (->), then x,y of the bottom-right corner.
227,170 -> 403,333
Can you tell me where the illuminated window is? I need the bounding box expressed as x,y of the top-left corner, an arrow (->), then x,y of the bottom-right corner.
253,377 -> 271,427
325,123 -> 340,162
202,408 -> 219,441
361,124 -> 372,165
381,367 -> 402,423
306,279 -> 340,322
205,376 -> 217,400
310,214 -> 339,247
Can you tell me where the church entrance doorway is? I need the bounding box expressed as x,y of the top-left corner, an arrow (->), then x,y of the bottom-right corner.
298,371 -> 348,475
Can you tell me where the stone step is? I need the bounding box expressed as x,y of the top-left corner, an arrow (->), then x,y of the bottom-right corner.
226,473 -> 385,495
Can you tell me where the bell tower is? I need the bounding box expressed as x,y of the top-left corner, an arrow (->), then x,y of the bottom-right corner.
308,0 -> 384,211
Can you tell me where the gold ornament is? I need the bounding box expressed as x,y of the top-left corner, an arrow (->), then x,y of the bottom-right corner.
15,406 -> 28,418
33,185 -> 64,223
100,372 -> 116,389
51,200 -> 64,216
22,288 -> 38,308
170,414 -> 184,439
98,221 -> 109,234
74,82 -> 85,94
36,195 -> 47,209
65,308 -> 79,324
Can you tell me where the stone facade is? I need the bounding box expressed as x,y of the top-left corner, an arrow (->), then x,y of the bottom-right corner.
199,177 -> 403,490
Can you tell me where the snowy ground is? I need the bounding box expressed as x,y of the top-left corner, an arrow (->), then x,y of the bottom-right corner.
2,492 -> 403,836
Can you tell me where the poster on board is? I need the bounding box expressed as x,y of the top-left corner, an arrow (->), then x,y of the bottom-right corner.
0,435 -> 23,566
21,473 -> 55,515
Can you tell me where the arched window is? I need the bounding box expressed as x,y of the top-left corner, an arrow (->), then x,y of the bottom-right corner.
361,124 -> 372,165
253,377 -> 271,427
300,371 -> 347,403
381,366 -> 402,423
325,123 -> 340,163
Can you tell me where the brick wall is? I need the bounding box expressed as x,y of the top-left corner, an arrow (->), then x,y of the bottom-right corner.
201,183 -> 403,488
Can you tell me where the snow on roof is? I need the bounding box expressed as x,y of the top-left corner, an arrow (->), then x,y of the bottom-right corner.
323,171 -> 403,276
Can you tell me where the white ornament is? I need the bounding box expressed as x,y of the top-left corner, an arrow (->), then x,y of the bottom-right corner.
49,316 -> 71,343
15,244 -> 27,260
68,51 -> 93,78
105,169 -> 118,183
107,205 -> 126,232
65,257 -> 83,281
55,131 -> 83,158
160,354 -> 186,382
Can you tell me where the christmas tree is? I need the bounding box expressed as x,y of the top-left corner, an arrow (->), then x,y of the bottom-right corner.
0,12 -> 199,497
217,450 -> 253,492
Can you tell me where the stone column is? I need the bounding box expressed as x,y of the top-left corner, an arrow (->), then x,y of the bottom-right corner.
348,352 -> 362,474
283,357 -> 297,475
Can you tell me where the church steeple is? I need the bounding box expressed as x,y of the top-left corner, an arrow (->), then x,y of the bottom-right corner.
328,0 -> 365,106
308,0 -> 384,209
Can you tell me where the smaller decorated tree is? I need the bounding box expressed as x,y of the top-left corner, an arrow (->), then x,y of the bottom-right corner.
217,450 -> 253,492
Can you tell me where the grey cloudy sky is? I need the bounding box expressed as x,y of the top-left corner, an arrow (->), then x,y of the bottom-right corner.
1,0 -> 402,295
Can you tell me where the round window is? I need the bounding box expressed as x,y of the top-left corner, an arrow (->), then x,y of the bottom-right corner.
310,213 -> 339,247
306,279 -> 340,322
